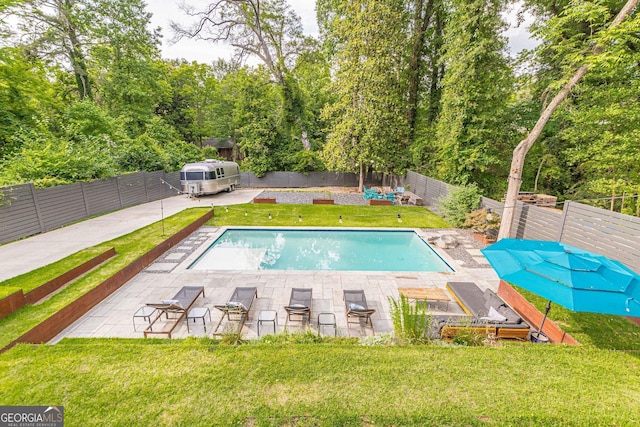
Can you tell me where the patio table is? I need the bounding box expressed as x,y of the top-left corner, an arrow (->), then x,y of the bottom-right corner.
398,287 -> 451,311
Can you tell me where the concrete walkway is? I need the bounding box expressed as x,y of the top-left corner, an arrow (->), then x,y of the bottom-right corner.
0,190 -> 261,282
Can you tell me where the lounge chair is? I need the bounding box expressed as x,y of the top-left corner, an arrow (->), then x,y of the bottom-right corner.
344,289 -> 375,336
144,286 -> 205,338
443,282 -> 530,340
284,288 -> 312,324
213,287 -> 258,334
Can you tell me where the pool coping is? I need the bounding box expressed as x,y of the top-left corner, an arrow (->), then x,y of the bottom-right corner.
183,226 -> 457,274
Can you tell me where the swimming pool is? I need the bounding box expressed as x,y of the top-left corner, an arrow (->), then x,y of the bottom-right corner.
188,229 -> 454,272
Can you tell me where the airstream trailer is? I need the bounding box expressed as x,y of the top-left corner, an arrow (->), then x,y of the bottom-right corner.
179,160 -> 241,197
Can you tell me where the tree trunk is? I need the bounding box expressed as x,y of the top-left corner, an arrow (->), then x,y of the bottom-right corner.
406,0 -> 435,142
534,156 -> 546,193
498,0 -> 639,240
359,161 -> 365,192
61,0 -> 92,100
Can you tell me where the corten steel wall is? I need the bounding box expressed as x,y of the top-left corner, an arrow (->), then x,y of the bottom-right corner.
0,209 -> 214,354
0,248 -> 116,319
0,171 -> 180,244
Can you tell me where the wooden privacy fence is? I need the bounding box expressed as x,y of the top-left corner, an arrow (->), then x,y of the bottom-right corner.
0,171 -> 180,244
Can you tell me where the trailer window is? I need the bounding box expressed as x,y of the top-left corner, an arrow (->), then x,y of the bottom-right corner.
205,171 -> 216,180
183,171 -> 204,180
217,168 -> 225,178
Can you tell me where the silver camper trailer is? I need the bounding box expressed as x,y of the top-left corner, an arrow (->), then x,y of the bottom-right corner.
180,159 -> 241,197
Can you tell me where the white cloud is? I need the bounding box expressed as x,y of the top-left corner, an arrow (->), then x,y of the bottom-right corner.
146,0 -> 536,63
146,0 -> 317,64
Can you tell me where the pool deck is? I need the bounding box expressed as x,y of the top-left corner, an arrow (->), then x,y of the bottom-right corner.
0,185 -> 501,341
53,226 -> 500,341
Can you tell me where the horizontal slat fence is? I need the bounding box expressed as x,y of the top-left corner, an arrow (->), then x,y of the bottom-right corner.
0,184 -> 42,243
0,171 -> 180,244
559,201 -> 640,272
38,183 -> 87,231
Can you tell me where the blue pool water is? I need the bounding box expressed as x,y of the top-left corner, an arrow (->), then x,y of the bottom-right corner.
188,229 -> 454,272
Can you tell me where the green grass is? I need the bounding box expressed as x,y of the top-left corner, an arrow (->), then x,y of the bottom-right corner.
208,203 -> 450,228
0,247 -> 109,295
514,286 -> 640,351
0,208 -> 210,350
1,339 -> 639,426
1,203 -> 640,425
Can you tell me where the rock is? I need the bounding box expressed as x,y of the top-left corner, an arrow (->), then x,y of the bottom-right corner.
435,235 -> 458,249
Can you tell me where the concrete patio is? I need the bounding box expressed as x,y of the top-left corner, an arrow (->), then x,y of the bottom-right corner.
53,226 -> 500,341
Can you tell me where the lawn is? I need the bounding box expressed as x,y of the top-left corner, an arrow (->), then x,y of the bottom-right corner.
1,203 -> 640,426
1,339 -> 639,426
0,208 -> 210,350
207,203 -> 450,228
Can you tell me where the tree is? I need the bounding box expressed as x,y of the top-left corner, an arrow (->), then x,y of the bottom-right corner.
11,0 -> 94,99
156,60 -> 219,145
320,0 -> 410,190
0,47 -> 59,156
173,0 -> 313,149
434,0 -> 514,188
88,0 -> 163,134
499,0 -> 639,238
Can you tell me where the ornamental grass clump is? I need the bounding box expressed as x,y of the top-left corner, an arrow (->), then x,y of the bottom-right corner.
389,295 -> 432,344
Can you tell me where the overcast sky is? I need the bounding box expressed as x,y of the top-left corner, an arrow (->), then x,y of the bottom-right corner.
146,0 -> 537,64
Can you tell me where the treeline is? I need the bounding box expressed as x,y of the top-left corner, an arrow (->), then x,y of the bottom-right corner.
1,0 -> 639,214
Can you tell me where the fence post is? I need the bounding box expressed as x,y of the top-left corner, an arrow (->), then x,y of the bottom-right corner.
143,171 -> 150,202
80,182 -> 90,216
28,183 -> 46,233
115,176 -> 124,208
557,200 -> 571,242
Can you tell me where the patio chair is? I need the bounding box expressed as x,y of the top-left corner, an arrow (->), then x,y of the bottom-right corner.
385,192 -> 396,205
344,289 -> 375,336
213,287 -> 258,334
362,185 -> 383,200
143,286 -> 205,338
284,288 -> 312,324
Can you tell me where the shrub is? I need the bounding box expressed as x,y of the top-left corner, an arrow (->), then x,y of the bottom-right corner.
438,183 -> 482,227
463,208 -> 501,233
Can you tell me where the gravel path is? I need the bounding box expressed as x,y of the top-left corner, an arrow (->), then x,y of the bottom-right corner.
257,190 -> 368,205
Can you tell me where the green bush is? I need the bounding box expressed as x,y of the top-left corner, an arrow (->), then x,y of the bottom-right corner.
437,183 -> 482,227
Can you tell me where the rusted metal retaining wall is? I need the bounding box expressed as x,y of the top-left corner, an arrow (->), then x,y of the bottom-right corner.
0,209 -> 214,354
0,248 -> 116,320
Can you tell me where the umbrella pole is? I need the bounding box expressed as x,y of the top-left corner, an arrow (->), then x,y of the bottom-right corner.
537,300 -> 552,334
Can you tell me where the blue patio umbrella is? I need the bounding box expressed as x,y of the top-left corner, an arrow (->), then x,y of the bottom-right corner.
481,239 -> 640,338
